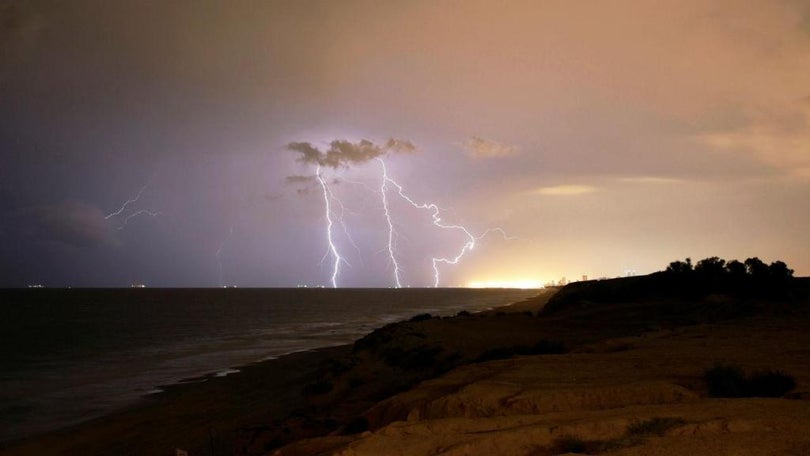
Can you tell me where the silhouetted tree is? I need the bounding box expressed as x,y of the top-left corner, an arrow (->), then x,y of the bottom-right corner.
744,257 -> 769,278
666,258 -> 693,274
723,259 -> 748,289
725,260 -> 746,277
768,261 -> 794,280
767,261 -> 794,292
695,257 -> 726,276
695,257 -> 727,291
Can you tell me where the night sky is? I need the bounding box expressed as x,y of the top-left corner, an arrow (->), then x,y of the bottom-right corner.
1,1 -> 808,288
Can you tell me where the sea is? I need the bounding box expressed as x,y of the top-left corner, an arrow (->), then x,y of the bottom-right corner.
0,287 -> 538,443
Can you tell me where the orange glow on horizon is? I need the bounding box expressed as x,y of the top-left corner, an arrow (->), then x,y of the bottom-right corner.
466,279 -> 544,289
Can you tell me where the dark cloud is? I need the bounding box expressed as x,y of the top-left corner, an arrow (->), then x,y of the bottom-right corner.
385,138 -> 417,154
0,0 -> 45,64
3,200 -> 116,248
286,142 -> 323,166
325,139 -> 384,168
286,138 -> 418,169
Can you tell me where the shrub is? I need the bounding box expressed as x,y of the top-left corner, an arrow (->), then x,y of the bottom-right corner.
747,370 -> 796,397
704,364 -> 796,398
704,364 -> 748,397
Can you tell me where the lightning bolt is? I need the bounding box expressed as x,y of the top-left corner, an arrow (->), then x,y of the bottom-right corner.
324,181 -> 362,262
315,165 -> 343,288
116,209 -> 162,230
105,184 -> 148,219
377,158 -> 477,287
379,160 -> 403,288
106,183 -> 162,230
216,224 -> 234,287
295,150 -> 517,288
477,227 -> 520,242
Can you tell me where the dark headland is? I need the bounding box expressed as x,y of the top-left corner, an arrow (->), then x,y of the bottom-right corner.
2,257 -> 809,456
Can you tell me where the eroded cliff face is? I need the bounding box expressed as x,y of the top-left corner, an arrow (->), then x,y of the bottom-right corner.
275,311 -> 810,456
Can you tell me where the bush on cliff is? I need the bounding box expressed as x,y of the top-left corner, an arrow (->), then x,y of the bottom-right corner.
704,363 -> 796,398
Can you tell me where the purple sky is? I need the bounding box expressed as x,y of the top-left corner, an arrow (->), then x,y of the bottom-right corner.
1,0 -> 809,287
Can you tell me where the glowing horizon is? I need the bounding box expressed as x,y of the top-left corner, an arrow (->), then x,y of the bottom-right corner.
466,279 -> 544,290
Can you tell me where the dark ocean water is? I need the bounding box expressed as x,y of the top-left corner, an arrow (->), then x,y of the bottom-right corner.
0,287 -> 537,442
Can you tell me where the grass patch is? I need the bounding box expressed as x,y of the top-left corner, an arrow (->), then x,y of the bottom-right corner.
705,364 -> 796,398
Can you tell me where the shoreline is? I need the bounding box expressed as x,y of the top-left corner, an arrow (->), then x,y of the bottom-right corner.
1,288 -> 547,455
0,344 -> 354,455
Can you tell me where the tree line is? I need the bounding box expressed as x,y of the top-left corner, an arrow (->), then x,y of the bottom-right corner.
664,256 -> 794,298
544,256 -> 799,313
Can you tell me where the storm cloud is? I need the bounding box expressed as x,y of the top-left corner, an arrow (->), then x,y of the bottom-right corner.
4,200 -> 117,248
286,138 -> 417,169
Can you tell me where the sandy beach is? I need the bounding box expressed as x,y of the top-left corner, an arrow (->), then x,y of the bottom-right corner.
0,345 -> 353,455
